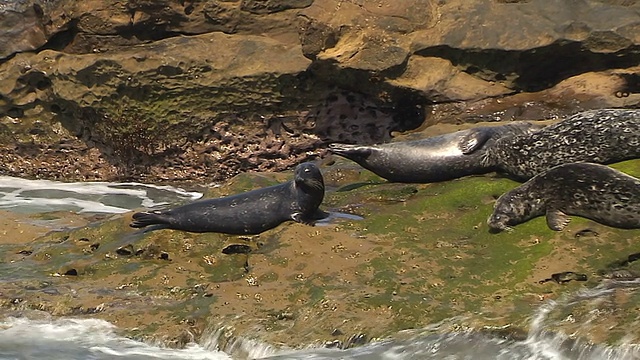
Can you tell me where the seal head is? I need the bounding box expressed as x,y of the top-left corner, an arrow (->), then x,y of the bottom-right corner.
290,162 -> 325,224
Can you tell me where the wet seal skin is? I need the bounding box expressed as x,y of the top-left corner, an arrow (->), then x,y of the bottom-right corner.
488,162 -> 640,232
130,162 -> 326,234
482,108 -> 640,180
329,122 -> 543,183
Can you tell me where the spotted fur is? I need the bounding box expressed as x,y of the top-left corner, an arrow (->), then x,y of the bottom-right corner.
488,162 -> 640,231
482,109 -> 640,180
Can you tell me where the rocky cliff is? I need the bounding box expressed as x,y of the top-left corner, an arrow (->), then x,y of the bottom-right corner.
1,0 -> 639,182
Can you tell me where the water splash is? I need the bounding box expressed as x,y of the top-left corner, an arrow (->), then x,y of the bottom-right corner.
518,278 -> 640,360
260,279 -> 640,360
0,176 -> 202,214
0,317 -> 231,360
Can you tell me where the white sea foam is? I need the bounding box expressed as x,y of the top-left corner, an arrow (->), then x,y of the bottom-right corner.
0,176 -> 202,214
0,317 -> 231,360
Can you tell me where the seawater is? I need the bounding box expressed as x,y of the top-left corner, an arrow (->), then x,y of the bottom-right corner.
0,176 -> 639,359
0,175 -> 203,214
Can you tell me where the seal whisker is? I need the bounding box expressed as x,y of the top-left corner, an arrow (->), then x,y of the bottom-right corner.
304,178 -> 325,191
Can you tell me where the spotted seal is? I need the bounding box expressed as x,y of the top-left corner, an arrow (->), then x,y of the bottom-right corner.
488,162 -> 640,232
482,109 -> 640,180
130,162 -> 326,234
328,122 -> 543,183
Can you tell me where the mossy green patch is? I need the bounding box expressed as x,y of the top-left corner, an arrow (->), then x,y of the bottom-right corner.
609,159 -> 640,177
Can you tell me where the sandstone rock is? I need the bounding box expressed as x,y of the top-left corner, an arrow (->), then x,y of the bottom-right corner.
240,0 -> 314,14
0,0 -> 313,58
0,0 -> 73,59
424,67 -> 640,126
386,56 -> 513,102
65,0 -> 310,54
0,31 -> 311,125
2,0 -> 640,183
0,32 -> 321,181
302,0 -> 640,96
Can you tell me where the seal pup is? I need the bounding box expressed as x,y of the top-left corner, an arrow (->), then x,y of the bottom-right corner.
328,122 -> 543,183
130,162 -> 326,234
488,162 -> 640,232
482,108 -> 640,180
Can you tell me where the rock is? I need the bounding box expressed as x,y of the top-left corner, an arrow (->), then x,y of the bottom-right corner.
0,0 -> 73,60
0,31 -> 320,180
302,0 -> 640,97
406,0 -> 640,91
222,244 -> 253,255
240,0 -> 314,14
115,244 -> 134,256
386,56 -> 513,102
1,0 -> 640,183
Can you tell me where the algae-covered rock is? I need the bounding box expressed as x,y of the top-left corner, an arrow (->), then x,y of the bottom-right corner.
1,159 -> 639,351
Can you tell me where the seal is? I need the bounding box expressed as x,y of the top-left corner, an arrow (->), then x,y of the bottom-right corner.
130,162 -> 326,234
328,122 -> 543,183
482,108 -> 640,180
487,162 -> 640,232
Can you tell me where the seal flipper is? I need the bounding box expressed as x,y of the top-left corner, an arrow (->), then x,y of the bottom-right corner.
291,212 -> 313,226
328,144 -> 373,159
546,209 -> 571,231
459,128 -> 493,155
130,211 -> 170,229
291,210 -> 327,226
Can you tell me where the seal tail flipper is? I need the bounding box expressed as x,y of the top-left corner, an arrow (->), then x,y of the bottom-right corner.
130,211 -> 170,229
546,209 -> 571,231
328,143 -> 373,159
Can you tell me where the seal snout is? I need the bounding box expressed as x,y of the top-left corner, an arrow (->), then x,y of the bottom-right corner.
487,213 -> 512,233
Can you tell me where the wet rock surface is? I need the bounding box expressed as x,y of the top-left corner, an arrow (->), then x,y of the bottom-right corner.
0,147 -> 639,353
0,0 -> 639,182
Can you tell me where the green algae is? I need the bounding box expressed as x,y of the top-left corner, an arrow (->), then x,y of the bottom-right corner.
610,159 -> 640,176
323,159 -> 640,335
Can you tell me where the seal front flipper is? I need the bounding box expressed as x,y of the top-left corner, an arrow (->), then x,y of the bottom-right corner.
291,212 -> 324,226
546,209 -> 571,231
459,128 -> 493,155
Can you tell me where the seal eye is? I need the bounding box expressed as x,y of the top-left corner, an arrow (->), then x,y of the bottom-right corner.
304,168 -> 310,173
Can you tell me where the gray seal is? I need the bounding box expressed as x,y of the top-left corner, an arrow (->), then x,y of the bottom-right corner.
488,162 -> 640,232
130,162 -> 326,234
328,122 -> 543,183
482,108 -> 640,180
